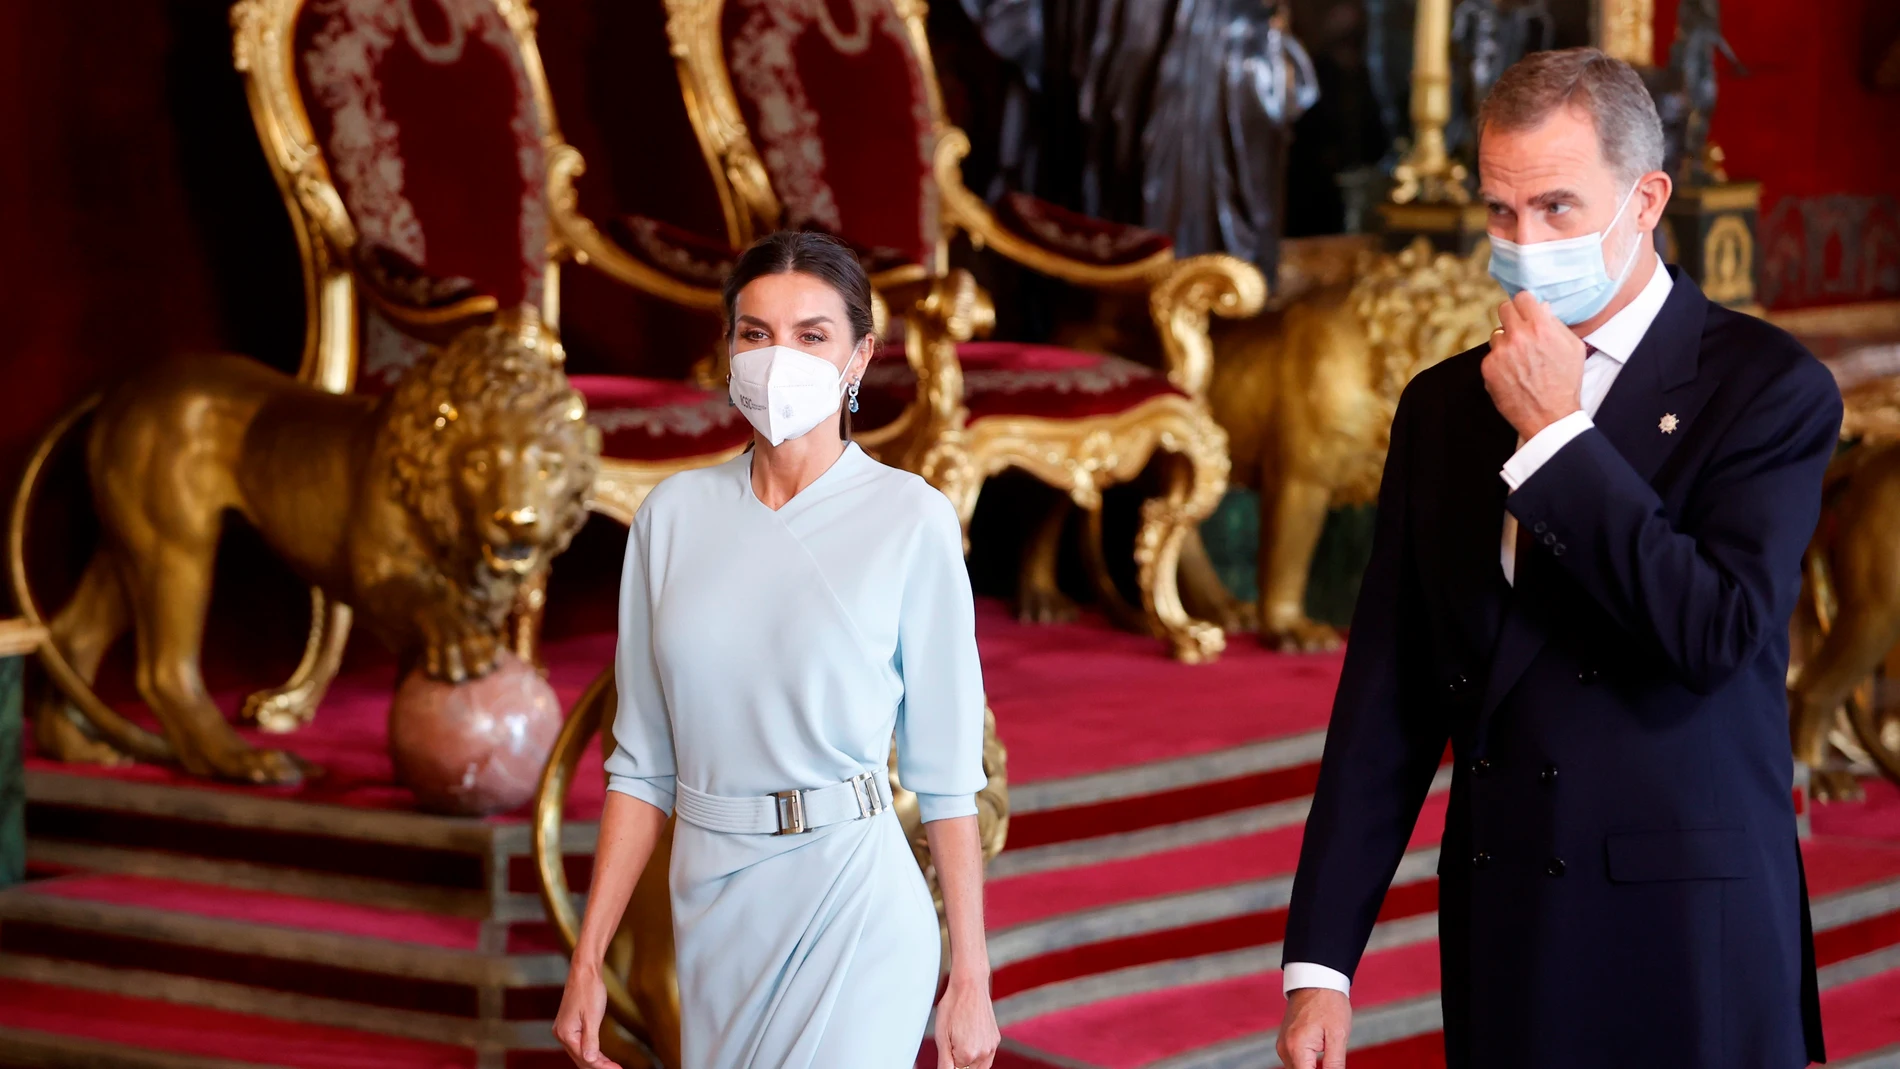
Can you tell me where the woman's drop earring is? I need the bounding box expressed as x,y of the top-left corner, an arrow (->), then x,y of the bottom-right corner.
847,380 -> 860,414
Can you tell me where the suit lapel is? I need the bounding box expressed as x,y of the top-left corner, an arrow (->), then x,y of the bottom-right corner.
1476,270 -> 1714,729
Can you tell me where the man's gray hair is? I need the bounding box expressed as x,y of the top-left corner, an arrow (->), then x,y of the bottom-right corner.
1479,47 -> 1665,186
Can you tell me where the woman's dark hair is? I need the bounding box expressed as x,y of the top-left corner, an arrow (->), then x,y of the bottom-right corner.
722,231 -> 877,440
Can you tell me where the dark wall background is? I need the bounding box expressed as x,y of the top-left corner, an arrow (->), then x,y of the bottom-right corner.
0,1 -> 306,494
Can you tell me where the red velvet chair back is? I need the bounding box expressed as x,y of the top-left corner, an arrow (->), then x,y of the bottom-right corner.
717,0 -> 941,267
533,0 -> 735,382
294,0 -> 550,389
534,0 -> 731,243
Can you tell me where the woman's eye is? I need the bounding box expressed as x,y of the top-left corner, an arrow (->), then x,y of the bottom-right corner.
802,332 -> 827,345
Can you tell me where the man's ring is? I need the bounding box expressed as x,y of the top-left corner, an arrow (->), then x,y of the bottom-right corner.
1492,327 -> 1506,338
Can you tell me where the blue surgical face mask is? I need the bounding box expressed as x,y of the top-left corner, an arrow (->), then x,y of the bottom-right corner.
1488,182 -> 1644,325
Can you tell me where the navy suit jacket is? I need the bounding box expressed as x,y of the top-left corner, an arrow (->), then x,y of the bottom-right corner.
1283,270 -> 1841,1069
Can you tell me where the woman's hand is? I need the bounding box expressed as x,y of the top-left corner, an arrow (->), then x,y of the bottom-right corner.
553,961 -> 622,1069
554,793 -> 667,1069
926,815 -> 997,1068
935,971 -> 1000,1069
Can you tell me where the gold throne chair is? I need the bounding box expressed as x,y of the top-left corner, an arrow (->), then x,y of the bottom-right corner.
230,0 -> 753,724
661,0 -> 1266,662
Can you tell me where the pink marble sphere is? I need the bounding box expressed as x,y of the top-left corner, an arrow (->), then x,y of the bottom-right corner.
388,651 -> 563,816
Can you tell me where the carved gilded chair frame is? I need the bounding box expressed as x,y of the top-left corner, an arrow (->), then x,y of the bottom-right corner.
232,0 -> 742,485
661,0 -> 1257,660
229,0 -> 744,723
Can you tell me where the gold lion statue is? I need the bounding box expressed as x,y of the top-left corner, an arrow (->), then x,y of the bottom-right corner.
11,309 -> 600,785
1181,239 -> 1502,650
1790,440 -> 1900,802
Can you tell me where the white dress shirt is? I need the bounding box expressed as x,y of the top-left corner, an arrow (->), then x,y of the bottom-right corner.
1282,257 -> 1674,1000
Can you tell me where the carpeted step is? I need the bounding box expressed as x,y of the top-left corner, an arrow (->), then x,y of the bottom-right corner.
1822,966 -> 1900,1065
0,868 -> 571,1057
974,601 -> 1345,787
990,791 -> 1450,930
990,834 -> 1900,1067
0,977 -> 494,1069
999,939 -> 1443,1069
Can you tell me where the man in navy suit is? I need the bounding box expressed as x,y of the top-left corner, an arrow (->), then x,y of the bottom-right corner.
1276,48 -> 1839,1069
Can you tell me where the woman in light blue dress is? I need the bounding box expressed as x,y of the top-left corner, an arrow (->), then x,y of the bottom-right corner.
554,232 -> 999,1069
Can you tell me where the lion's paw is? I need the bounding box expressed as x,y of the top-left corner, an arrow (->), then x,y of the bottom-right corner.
226,747 -> 308,787
1016,584 -> 1080,626
1264,617 -> 1343,654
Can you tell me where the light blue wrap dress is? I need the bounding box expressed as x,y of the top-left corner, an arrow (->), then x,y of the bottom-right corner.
604,443 -> 988,1069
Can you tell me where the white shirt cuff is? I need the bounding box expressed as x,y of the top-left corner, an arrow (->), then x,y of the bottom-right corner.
1283,961 -> 1352,998
1500,411 -> 1594,491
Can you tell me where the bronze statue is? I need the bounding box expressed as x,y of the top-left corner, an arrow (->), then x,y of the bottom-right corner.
1667,0 -> 1744,184
1790,441 -> 1900,802
1447,0 -> 1554,160
10,310 -> 600,785
1140,0 -> 1318,270
1179,238 -> 1502,650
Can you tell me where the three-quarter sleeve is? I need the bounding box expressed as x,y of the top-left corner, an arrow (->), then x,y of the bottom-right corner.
894,492 -> 988,823
603,513 -> 677,816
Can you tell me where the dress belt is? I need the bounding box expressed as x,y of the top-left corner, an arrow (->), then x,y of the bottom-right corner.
674,768 -> 893,835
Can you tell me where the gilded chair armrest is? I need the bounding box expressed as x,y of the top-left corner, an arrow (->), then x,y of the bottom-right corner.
868,271 -> 990,469
547,144 -> 725,313
935,129 -> 1174,289
1148,253 -> 1267,398
887,269 -> 993,411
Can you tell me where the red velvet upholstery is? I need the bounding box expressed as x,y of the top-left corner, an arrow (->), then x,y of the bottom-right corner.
296,0 -> 547,325
720,0 -> 938,267
994,192 -> 1174,267
568,375 -> 752,461
605,216 -> 737,288
532,0 -> 731,242
855,343 -> 1183,430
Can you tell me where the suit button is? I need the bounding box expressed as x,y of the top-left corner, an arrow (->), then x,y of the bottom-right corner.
1552,543 -> 1567,557
1472,757 -> 1492,775
1547,857 -> 1566,877
1540,763 -> 1559,784
1542,532 -> 1558,546
1473,852 -> 1493,870
1447,674 -> 1471,695
1578,666 -> 1599,684
1533,521 -> 1548,535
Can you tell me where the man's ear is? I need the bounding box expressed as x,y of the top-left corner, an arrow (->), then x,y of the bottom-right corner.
1634,169 -> 1674,233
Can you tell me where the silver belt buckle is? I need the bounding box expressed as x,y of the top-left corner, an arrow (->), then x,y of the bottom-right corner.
852,772 -> 886,819
773,789 -> 808,835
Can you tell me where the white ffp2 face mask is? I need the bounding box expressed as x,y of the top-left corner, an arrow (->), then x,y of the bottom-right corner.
728,345 -> 850,446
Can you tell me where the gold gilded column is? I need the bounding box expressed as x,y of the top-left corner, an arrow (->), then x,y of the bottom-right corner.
1599,0 -> 1656,67
1379,0 -> 1484,251
1390,0 -> 1470,206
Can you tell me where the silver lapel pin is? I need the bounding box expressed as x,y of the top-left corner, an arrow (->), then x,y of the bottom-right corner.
1659,413 -> 1679,434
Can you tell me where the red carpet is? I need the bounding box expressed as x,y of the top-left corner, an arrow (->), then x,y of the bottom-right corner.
975,600 -> 1345,783
988,792 -> 1448,929
1820,969 -> 1900,1061
21,631 -> 616,820
16,600 -> 1900,1068
0,979 -> 474,1068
